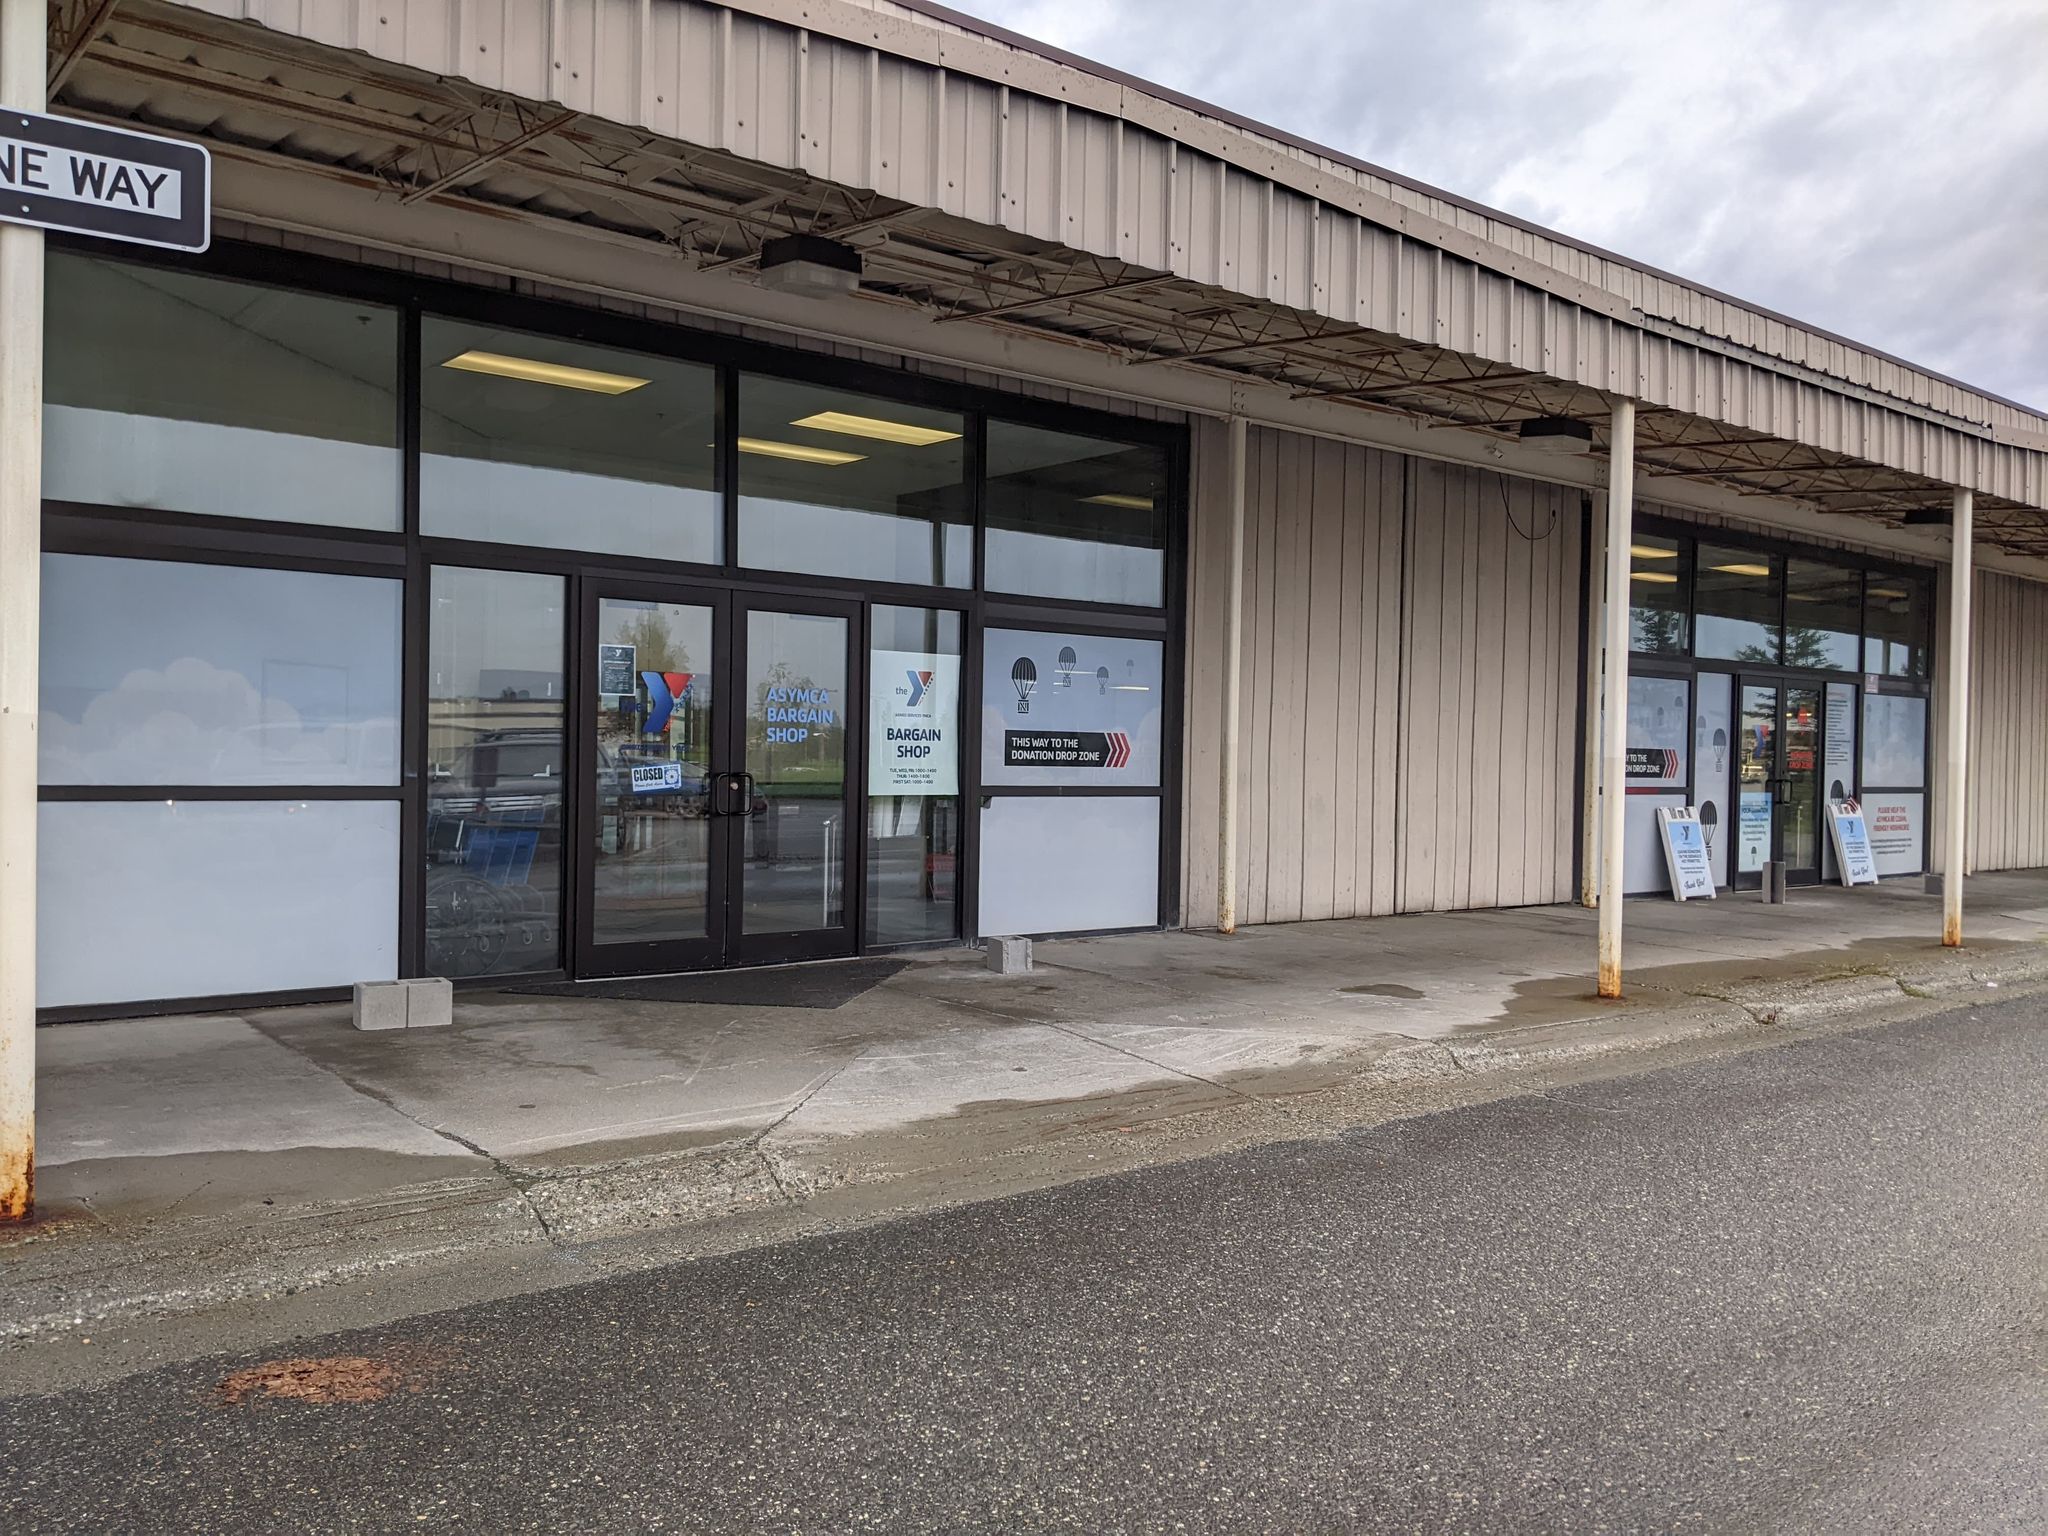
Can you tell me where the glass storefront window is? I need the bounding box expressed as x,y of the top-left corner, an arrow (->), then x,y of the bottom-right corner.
44,254 -> 401,529
737,376 -> 970,586
1694,545 -> 1782,662
1784,559 -> 1861,670
866,606 -> 963,946
977,796 -> 1161,936
985,422 -> 1168,607
39,554 -> 401,787
1628,535 -> 1690,653
1864,575 -> 1931,678
38,800 -> 400,1009
1862,693 -> 1928,787
590,596 -> 717,949
421,319 -> 720,562
744,608 -> 852,934
427,568 -> 567,977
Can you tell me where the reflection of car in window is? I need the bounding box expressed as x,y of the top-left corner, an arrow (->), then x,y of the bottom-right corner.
464,737 -> 558,786
437,728 -> 573,797
427,728 -> 570,978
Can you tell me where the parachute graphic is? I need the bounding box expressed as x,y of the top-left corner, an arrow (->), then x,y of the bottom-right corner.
1012,657 -> 1037,715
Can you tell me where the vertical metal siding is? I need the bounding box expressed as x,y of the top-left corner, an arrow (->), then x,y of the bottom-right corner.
1967,570 -> 2048,873
1182,421 -> 1581,927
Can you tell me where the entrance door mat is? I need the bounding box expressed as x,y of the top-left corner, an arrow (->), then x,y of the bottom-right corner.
504,957 -> 911,1010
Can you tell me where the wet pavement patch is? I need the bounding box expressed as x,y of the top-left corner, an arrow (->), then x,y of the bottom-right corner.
1342,983 -> 1426,1000
218,1356 -> 400,1406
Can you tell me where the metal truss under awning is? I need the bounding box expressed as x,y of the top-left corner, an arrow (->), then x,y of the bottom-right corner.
47,0 -> 2048,556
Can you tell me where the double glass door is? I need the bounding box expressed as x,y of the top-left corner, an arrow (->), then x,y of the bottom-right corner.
575,583 -> 859,975
1734,679 -> 1822,887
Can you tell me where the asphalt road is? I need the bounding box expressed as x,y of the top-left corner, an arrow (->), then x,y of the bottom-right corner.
3,1001 -> 2044,1534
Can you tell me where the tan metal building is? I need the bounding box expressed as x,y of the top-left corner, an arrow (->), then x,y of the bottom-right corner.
5,0 -> 2048,1210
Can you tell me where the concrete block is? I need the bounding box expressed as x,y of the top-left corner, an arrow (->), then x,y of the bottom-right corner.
403,977 -> 454,1030
986,936 -> 1032,976
352,981 -> 408,1032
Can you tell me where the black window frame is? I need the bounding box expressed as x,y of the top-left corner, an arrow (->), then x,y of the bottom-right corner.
35,235 -> 1189,1020
1612,512 -> 1936,891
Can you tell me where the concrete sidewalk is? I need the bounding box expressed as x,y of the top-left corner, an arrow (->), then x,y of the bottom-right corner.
8,872 -> 2048,1375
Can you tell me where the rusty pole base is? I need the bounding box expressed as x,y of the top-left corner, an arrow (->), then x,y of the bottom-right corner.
0,1145 -> 31,1222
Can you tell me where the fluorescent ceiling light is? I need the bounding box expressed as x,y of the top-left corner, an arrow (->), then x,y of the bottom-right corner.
1711,562 -> 1772,577
1628,544 -> 1677,559
441,350 -> 649,395
1082,493 -> 1155,511
737,436 -> 866,466
790,410 -> 960,446
1629,571 -> 1680,584
1868,587 -> 1909,599
1110,684 -> 1153,692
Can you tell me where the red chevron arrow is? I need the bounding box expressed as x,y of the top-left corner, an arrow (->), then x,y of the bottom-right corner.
1107,731 -> 1130,769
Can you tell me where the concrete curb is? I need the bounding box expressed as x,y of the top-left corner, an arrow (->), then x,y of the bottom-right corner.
5,948 -> 2044,1348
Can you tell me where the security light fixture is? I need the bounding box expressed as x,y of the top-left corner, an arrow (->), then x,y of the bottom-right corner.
757,234 -> 862,299
441,350 -> 650,395
789,410 -> 960,446
736,437 -> 866,466
1516,416 -> 1594,454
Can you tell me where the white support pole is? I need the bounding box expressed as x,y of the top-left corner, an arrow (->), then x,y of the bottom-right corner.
1942,486 -> 1974,948
1579,491 -> 1607,908
1596,399 -> 1636,998
1217,415 -> 1247,934
0,0 -> 45,1221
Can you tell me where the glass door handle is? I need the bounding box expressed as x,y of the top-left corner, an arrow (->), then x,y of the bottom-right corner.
712,772 -> 757,816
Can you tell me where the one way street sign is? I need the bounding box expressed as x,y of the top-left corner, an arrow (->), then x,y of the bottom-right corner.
0,110 -> 208,252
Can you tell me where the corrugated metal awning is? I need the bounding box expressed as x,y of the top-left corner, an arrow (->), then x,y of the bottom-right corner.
46,0 -> 2048,553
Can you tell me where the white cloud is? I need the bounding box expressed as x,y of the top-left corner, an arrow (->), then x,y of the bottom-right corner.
952,0 -> 2048,408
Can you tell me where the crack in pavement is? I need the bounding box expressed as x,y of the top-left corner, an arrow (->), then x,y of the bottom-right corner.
1043,1020 -> 1269,1106
746,1050 -> 872,1201
284,1067 -> 568,1247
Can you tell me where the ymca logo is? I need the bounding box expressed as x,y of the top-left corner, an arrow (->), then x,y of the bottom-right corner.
640,670 -> 694,735
903,668 -> 936,707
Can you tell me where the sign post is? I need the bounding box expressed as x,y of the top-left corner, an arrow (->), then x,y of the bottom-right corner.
0,0 -> 45,1221
0,55 -> 210,1221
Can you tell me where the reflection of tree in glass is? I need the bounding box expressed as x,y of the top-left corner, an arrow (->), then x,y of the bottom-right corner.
602,609 -> 695,749
615,610 -> 690,674
1631,606 -> 1686,654
1781,629 -> 1840,670
1739,629 -> 1838,669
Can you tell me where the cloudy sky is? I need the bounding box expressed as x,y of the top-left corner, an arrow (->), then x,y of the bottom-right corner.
952,0 -> 2048,411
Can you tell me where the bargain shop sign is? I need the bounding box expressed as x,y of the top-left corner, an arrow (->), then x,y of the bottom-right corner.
0,110 -> 209,252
